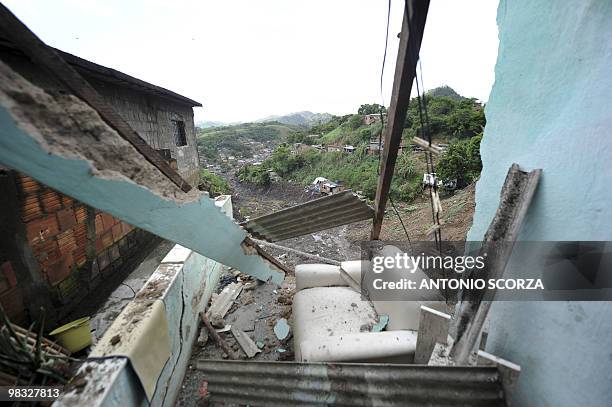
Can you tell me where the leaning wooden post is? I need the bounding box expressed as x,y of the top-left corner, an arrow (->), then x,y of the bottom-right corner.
451,164 -> 542,364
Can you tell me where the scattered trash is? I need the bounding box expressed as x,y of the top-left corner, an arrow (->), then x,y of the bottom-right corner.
199,380 -> 209,397
372,315 -> 389,332
274,318 -> 290,341
231,326 -> 261,358
201,312 -> 239,360
197,328 -> 209,346
110,334 -> 121,345
312,234 -> 323,243
256,340 -> 265,349
277,348 -> 286,353
215,325 -> 231,333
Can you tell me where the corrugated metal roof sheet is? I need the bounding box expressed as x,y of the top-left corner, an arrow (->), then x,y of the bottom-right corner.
242,191 -> 374,242
196,360 -> 506,406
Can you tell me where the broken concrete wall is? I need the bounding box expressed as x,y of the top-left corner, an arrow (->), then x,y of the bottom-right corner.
468,1 -> 612,406
56,199 -> 229,407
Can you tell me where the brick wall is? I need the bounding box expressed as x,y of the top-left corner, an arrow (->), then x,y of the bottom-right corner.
0,172 -> 155,326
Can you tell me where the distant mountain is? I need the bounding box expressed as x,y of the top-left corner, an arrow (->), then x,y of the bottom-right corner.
196,120 -> 227,129
256,111 -> 333,128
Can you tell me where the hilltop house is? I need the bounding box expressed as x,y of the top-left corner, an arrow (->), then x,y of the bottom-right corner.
362,113 -> 386,125
0,43 -> 202,326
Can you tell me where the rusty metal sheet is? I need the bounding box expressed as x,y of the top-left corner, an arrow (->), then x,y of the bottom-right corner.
242,191 -> 374,242
196,360 -> 506,406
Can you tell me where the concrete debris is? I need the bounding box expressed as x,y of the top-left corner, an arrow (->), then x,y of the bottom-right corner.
231,326 -> 261,358
215,325 -> 231,333
274,318 -> 290,341
372,315 -> 389,332
207,282 -> 243,321
210,314 -> 225,329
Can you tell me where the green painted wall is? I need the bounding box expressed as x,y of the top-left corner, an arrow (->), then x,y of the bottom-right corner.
468,1 -> 612,405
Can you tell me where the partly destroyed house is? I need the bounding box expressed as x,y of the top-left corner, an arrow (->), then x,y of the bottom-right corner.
0,35 -> 202,326
0,1 -> 610,407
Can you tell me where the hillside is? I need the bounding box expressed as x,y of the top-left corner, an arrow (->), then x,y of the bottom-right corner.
197,121 -> 301,164
256,111 -> 333,128
237,86 -> 485,203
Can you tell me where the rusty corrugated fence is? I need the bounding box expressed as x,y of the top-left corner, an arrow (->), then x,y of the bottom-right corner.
196,360 -> 506,406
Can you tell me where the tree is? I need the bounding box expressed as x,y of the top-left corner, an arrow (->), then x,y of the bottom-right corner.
358,104 -> 387,115
236,164 -> 270,186
437,133 -> 483,188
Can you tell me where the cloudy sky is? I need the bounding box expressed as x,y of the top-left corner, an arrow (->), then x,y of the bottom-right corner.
3,0 -> 499,123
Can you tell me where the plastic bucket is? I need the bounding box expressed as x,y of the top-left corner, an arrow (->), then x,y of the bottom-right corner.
49,317 -> 92,353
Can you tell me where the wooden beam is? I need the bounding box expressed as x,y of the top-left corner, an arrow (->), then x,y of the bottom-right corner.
0,4 -> 192,192
451,164 -> 542,364
411,136 -> 443,155
371,0 -> 430,240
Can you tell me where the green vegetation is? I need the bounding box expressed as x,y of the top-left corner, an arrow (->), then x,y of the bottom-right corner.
404,94 -> 485,140
437,134 -> 483,188
233,86 -> 485,204
236,164 -> 270,186
196,122 -> 301,163
199,169 -> 230,195
358,103 -> 387,115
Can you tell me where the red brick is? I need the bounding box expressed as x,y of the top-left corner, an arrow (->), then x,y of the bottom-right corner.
95,238 -> 104,254
73,223 -> 88,249
111,224 -> 123,242
21,194 -> 42,222
18,174 -> 40,194
57,230 -> 77,256
101,231 -> 114,250
121,222 -> 133,234
33,239 -> 60,264
56,208 -> 76,232
95,214 -> 104,236
74,246 -> 87,267
74,206 -> 88,223
40,189 -> 62,213
1,262 -> 17,287
101,213 -> 115,230
44,253 -> 73,285
61,195 -> 73,208
25,216 -> 59,245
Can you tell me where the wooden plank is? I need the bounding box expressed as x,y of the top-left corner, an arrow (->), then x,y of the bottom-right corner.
0,4 -> 192,192
371,0 -> 431,240
451,164 -> 542,364
411,136 -> 443,155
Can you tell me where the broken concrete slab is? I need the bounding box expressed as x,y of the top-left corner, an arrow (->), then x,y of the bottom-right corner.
231,326 -> 261,358
415,306 -> 451,364
274,318 -> 290,341
225,303 -> 256,332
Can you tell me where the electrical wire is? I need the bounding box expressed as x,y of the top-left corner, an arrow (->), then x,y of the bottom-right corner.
377,0 -> 413,251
